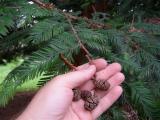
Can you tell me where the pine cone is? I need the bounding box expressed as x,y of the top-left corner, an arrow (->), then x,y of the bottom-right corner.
84,94 -> 99,111
93,79 -> 110,90
81,90 -> 92,100
72,88 -> 81,101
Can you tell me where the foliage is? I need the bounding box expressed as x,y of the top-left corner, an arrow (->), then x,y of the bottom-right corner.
0,0 -> 160,119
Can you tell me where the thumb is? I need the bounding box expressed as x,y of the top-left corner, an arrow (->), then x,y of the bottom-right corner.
53,65 -> 96,89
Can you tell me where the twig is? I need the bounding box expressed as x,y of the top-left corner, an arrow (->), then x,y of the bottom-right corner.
59,53 -> 77,70
91,4 -> 97,13
85,55 -> 94,65
130,14 -> 135,29
129,14 -> 144,33
64,14 -> 93,62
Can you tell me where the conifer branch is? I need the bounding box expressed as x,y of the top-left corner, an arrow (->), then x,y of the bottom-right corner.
31,0 -> 93,62
31,0 -> 94,64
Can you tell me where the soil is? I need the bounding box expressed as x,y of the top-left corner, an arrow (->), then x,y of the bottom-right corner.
0,91 -> 36,120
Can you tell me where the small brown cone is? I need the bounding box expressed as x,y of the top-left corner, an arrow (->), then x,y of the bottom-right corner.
81,90 -> 92,100
93,79 -> 110,90
72,88 -> 81,101
84,93 -> 99,111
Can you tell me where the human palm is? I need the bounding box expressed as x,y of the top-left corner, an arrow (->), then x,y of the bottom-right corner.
17,59 -> 124,120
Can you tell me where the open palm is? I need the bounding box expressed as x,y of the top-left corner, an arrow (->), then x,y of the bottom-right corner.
17,59 -> 124,120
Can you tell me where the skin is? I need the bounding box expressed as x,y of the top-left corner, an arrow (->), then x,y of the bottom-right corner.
17,59 -> 125,120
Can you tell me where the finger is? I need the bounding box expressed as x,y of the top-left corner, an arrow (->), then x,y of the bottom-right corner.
80,63 -> 121,91
53,65 -> 96,89
79,80 -> 94,91
96,63 -> 122,80
77,58 -> 107,71
78,58 -> 108,90
92,86 -> 123,119
95,72 -> 125,98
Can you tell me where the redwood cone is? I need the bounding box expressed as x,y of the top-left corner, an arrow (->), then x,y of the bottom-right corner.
93,79 -> 110,90
84,93 -> 99,111
72,88 -> 81,101
81,90 -> 92,100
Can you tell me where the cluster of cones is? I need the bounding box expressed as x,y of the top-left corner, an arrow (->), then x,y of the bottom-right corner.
72,76 -> 110,111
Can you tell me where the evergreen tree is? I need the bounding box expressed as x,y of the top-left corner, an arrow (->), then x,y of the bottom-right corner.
0,0 -> 160,119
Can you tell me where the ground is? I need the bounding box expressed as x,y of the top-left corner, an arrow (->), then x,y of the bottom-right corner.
0,91 -> 36,120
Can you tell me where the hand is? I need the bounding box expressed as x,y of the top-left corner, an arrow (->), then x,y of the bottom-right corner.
17,59 -> 125,120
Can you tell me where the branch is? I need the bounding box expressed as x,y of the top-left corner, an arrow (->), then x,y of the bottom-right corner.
91,4 -> 96,13
130,14 -> 135,29
64,13 -> 92,61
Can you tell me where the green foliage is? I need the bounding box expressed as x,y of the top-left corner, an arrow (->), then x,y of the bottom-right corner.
0,0 -> 160,119
30,19 -> 66,44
